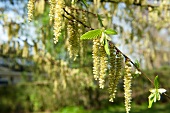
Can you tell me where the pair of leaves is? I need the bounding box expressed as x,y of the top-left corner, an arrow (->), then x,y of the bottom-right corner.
80,29 -> 117,40
80,28 -> 117,56
148,76 -> 166,108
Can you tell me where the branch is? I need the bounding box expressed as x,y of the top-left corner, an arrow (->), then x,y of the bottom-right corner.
63,7 -> 170,100
63,8 -> 93,30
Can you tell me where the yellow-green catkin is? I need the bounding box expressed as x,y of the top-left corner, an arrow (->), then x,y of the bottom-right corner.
108,45 -> 116,102
53,0 -> 65,44
67,8 -> 79,60
124,59 -> 132,113
67,20 -> 78,60
92,39 -> 100,80
27,0 -> 35,22
109,51 -> 123,102
99,43 -> 108,89
49,0 -> 56,22
79,11 -> 87,65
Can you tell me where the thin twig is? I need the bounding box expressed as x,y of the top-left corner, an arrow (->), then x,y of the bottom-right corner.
66,6 -> 98,17
63,8 -> 93,30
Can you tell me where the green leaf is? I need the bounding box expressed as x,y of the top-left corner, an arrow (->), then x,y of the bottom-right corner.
134,60 -> 140,68
97,14 -> 104,27
104,38 -> 110,55
156,92 -> 161,101
148,93 -> 155,108
154,75 -> 159,89
80,29 -> 102,40
105,29 -> 117,35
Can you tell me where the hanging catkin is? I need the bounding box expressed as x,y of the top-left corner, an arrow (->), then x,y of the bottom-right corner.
98,43 -> 108,89
53,0 -> 65,44
27,0 -> 35,21
92,39 -> 100,80
124,59 -> 132,113
108,45 -> 116,102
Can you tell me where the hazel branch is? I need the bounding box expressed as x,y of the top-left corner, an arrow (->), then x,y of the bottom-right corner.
63,7 -> 170,100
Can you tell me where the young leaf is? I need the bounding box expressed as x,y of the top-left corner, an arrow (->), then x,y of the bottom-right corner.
134,60 -> 140,68
105,29 -> 117,35
104,38 -> 110,55
154,75 -> 159,89
148,93 -> 155,108
80,29 -> 102,40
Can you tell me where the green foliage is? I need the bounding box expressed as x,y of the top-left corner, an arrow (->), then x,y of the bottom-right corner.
148,76 -> 166,108
80,28 -> 117,55
80,29 -> 102,40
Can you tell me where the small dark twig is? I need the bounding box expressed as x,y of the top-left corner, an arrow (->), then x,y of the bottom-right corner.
63,8 -> 93,30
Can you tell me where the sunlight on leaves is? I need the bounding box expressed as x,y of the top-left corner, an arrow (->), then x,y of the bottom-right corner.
80,29 -> 102,40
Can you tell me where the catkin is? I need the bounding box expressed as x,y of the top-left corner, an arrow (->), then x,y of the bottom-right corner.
108,45 -> 116,102
67,20 -> 79,60
53,0 -> 65,44
66,7 -> 79,60
49,0 -> 56,22
124,59 -> 132,113
92,39 -> 100,80
27,0 -> 35,22
99,44 -> 108,89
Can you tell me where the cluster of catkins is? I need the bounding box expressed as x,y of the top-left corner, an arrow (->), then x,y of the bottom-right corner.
27,0 -> 87,60
92,41 -> 133,113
